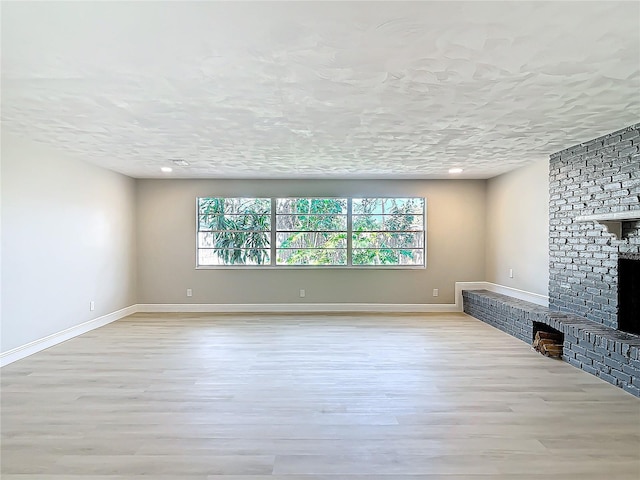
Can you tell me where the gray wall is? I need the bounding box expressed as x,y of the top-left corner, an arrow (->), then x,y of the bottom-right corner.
1,134 -> 138,352
136,179 -> 486,305
549,123 -> 640,328
485,159 -> 550,297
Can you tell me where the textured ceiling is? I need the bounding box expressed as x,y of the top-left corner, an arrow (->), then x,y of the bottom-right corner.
2,1 -> 639,179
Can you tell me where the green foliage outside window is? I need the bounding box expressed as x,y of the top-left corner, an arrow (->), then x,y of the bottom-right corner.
198,197 -> 271,265
352,198 -> 423,266
276,198 -> 347,265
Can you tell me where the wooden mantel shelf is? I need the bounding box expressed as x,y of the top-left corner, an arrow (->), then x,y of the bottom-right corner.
575,210 -> 640,239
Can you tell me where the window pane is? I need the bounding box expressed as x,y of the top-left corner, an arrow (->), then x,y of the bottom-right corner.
276,198 -> 347,215
198,232 -> 271,249
352,214 -> 423,232
199,214 -> 270,231
276,214 -> 347,231
353,232 -> 424,249
352,249 -> 424,266
277,232 -> 346,249
198,197 -> 270,215
352,198 -> 424,215
198,248 -> 271,266
383,214 -> 423,231
352,214 -> 383,231
277,248 -> 347,265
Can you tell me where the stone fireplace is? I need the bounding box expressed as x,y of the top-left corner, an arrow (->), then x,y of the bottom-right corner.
546,124 -> 640,395
464,123 -> 640,397
549,124 -> 640,330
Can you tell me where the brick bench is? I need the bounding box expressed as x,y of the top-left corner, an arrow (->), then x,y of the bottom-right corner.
463,289 -> 640,397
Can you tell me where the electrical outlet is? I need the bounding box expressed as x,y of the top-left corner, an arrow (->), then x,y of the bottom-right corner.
509,268 -> 514,278
433,288 -> 439,297
90,301 -> 95,311
299,289 -> 306,298
186,288 -> 193,297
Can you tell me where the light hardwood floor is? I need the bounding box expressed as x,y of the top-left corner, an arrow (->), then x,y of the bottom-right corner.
1,312 -> 639,479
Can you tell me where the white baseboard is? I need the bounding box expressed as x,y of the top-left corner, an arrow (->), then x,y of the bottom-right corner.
455,281 -> 549,310
454,282 -> 490,311
136,303 -> 459,314
0,305 -> 137,367
485,283 -> 549,307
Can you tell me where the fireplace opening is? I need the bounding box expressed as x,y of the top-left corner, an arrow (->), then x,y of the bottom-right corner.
532,322 -> 564,358
618,258 -> 640,336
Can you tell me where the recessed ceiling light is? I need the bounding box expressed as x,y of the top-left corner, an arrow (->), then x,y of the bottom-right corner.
172,159 -> 190,167
160,167 -> 173,173
449,168 -> 463,174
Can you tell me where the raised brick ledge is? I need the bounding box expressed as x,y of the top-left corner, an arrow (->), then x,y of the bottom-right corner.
463,289 -> 640,397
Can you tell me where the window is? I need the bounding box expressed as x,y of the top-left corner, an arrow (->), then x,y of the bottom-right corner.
352,198 -> 425,266
276,198 -> 347,265
197,196 -> 425,267
197,197 -> 271,266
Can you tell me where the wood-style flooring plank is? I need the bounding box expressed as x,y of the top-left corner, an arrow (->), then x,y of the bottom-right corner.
2,312 -> 639,478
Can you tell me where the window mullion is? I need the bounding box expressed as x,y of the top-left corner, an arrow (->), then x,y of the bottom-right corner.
347,198 -> 353,266
270,198 -> 277,266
